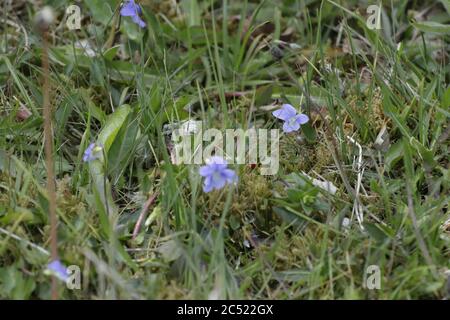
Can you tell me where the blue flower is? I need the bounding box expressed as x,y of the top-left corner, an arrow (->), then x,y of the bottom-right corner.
82,143 -> 102,162
199,156 -> 237,192
120,0 -> 146,28
272,104 -> 309,133
47,260 -> 69,282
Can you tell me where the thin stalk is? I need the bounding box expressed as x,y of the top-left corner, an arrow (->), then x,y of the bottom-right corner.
42,30 -> 59,300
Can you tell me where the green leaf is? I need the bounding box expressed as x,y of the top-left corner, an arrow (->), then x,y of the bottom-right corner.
363,222 -> 390,243
0,266 -> 35,299
302,122 -> 317,143
108,112 -> 140,183
442,86 -> 450,108
84,0 -> 114,25
385,141 -> 403,172
402,138 -> 415,182
409,137 -> 437,170
97,105 -> 132,152
0,150 -> 16,177
89,160 -> 116,236
412,21 -> 450,34
121,19 -> 145,41
439,0 -> 450,14
102,45 -> 120,61
181,0 -> 201,27
157,240 -> 183,262
0,208 -> 34,224
273,207 -> 306,228
255,85 -> 273,106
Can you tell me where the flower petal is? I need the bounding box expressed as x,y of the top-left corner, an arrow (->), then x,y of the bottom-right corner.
282,120 -> 300,133
272,104 -> 297,121
208,156 -> 227,165
83,143 -> 95,162
199,165 -> 214,176
206,156 -> 227,171
200,156 -> 238,192
47,260 -> 69,282
209,171 -> 225,188
222,169 -> 237,183
295,113 -> 309,125
120,1 -> 137,16
132,15 -> 146,28
203,176 -> 214,192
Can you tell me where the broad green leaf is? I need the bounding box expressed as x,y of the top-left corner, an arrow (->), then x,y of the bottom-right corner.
97,105 -> 132,152
442,86 -> 450,108
102,45 -> 120,61
121,19 -> 145,41
89,160 -> 117,236
255,85 -> 273,106
84,0 -> 115,25
412,21 -> 450,34
108,112 -> 140,183
157,240 -> 183,262
409,137 -> 437,169
385,141 -> 404,172
302,123 -> 317,143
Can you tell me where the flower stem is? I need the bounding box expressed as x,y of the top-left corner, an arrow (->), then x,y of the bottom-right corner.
42,30 -> 59,300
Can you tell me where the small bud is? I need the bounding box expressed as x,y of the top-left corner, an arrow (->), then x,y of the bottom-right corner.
35,6 -> 55,32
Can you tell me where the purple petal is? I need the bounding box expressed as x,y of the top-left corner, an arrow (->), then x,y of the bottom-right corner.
295,113 -> 309,125
208,156 -> 227,165
206,156 -> 227,171
47,260 -> 69,282
282,121 -> 300,133
212,163 -> 227,171
272,104 -> 297,121
210,174 -> 227,190
83,143 -> 95,162
199,165 -> 214,176
132,15 -> 146,28
200,156 -> 238,192
134,1 -> 142,14
203,176 -> 214,192
86,143 -> 95,151
120,1 -> 137,16
222,169 -> 237,183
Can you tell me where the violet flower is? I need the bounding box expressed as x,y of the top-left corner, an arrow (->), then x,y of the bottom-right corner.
120,0 -> 146,28
272,104 -> 309,133
47,260 -> 69,282
82,143 -> 102,162
199,156 -> 237,192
